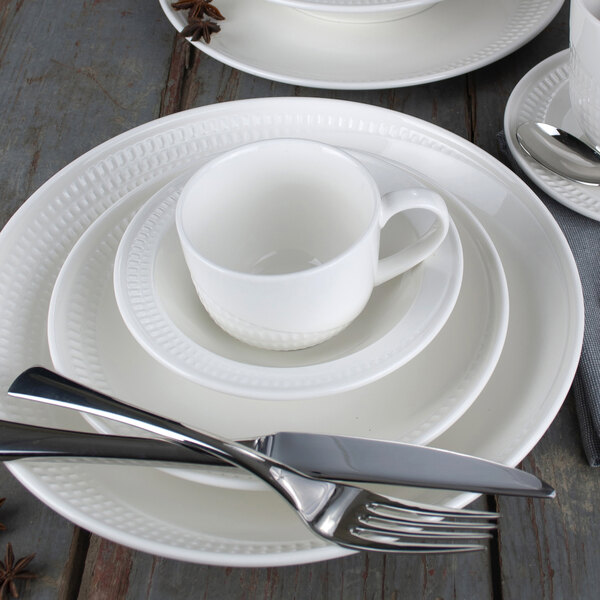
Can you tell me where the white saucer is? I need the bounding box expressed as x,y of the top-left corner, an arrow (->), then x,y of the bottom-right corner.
48,153 -> 507,491
113,151 -> 464,400
159,0 -> 562,89
1,98 -> 583,566
505,49 -> 600,221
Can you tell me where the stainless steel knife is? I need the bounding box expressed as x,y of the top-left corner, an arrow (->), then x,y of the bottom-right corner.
0,419 -> 555,499
6,367 -> 555,498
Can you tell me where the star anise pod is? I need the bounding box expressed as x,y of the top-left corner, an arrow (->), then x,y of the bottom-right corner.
181,17 -> 222,44
0,544 -> 36,599
172,0 -> 224,21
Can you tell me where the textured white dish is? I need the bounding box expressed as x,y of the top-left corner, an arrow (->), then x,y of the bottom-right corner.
505,49 -> 600,221
0,98 -> 583,567
159,0 -> 563,89
265,0 -> 445,24
48,159 -> 506,489
113,152 -> 463,400
52,150 -> 503,491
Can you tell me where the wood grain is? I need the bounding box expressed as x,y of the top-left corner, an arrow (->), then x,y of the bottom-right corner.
0,466 -> 75,599
77,497 -> 493,600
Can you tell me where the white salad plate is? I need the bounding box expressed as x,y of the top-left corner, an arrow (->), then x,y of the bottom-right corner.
50,150 -> 505,491
505,49 -> 600,222
159,0 -> 563,89
264,0 -> 445,24
0,98 -> 583,567
112,151 -> 464,401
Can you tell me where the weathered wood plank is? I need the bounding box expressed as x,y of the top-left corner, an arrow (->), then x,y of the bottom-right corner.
496,394 -> 600,600
0,0 -> 177,598
77,497 -> 493,600
0,0 -> 175,220
0,464 -> 79,599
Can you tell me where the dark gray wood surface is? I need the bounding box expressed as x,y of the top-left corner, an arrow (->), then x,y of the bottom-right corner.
1,0 -> 596,598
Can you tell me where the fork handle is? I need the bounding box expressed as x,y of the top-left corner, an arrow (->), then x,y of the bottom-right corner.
8,367 -> 317,506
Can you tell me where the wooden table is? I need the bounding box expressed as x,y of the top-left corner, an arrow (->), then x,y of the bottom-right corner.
1,1 -> 597,597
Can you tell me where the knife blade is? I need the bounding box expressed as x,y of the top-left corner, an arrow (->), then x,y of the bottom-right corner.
0,418 -> 554,498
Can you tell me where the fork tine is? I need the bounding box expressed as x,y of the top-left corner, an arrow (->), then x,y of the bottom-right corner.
354,522 -> 494,540
358,516 -> 495,538
342,530 -> 488,554
361,513 -> 497,532
367,498 -> 499,521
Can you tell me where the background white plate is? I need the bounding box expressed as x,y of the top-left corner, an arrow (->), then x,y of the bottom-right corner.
0,98 -> 583,566
112,152 -> 464,400
159,0 -> 563,89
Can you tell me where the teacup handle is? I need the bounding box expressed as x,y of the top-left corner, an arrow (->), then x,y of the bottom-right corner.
375,188 -> 450,286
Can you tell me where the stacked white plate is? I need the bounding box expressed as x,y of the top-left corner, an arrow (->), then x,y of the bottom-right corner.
48,146 -> 505,490
0,98 -> 583,566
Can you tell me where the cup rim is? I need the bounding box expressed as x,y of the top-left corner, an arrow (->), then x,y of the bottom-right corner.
175,138 -> 384,281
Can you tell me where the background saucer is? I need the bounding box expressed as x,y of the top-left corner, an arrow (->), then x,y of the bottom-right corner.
504,49 -> 600,221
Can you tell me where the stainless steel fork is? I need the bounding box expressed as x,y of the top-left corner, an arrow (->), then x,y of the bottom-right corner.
8,367 -> 498,554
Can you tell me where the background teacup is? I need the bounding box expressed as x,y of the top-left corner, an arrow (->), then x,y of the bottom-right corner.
570,0 -> 600,148
176,139 -> 450,351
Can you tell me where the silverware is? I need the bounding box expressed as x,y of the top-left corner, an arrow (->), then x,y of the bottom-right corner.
8,367 -> 498,553
516,121 -> 600,185
0,416 -> 555,498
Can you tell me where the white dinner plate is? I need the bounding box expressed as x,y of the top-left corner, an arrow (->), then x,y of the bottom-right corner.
159,0 -> 563,89
504,49 -> 600,221
49,150 -> 504,491
0,98 -> 583,566
112,152 -> 464,400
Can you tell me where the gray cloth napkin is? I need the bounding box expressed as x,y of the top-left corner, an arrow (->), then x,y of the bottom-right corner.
498,132 -> 600,465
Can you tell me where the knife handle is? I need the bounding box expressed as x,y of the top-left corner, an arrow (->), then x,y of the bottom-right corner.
0,419 -> 227,465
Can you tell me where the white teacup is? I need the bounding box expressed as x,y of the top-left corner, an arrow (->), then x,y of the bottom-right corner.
176,139 -> 450,351
570,0 -> 600,148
